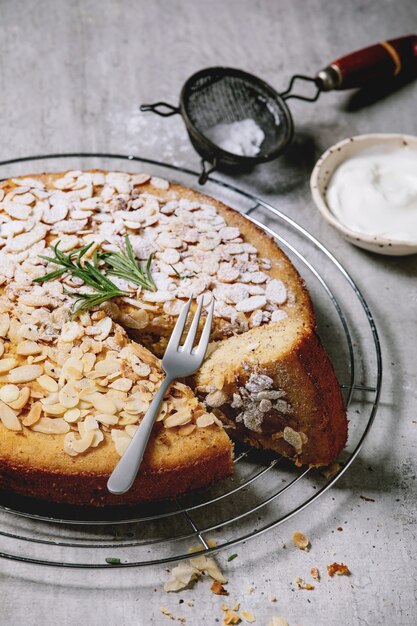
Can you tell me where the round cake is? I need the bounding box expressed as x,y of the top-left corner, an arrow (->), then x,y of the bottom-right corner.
0,170 -> 347,506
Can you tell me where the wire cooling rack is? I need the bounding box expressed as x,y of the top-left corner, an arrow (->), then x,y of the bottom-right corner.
0,154 -> 381,568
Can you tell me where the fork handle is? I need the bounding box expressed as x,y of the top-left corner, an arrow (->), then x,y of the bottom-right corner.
107,376 -> 173,495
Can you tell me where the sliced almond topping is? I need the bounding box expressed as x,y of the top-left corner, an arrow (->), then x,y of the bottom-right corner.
42,403 -> 67,416
0,400 -> 21,430
61,321 -> 82,343
108,377 -> 133,392
0,358 -> 18,374
94,316 -> 112,341
95,412 -> 119,425
9,364 -> 44,383
178,423 -> 197,437
37,374 -> 59,393
59,383 -> 79,408
31,417 -> 70,434
0,384 -> 20,404
22,401 -> 42,426
86,392 -> 117,415
0,313 -> 10,338
164,410 -> 192,428
16,340 -> 43,356
196,413 -> 216,428
63,408 -> 81,423
8,387 -> 31,410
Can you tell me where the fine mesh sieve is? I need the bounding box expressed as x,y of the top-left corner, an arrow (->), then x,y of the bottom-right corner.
140,35 -> 417,184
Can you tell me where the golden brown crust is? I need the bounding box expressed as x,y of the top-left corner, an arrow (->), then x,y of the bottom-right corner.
0,421 -> 233,505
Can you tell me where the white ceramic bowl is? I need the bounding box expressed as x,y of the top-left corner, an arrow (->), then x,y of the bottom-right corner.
310,133 -> 417,256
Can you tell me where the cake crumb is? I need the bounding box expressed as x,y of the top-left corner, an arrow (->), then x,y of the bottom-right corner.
223,609 -> 242,625
292,531 -> 310,551
294,576 -> 315,590
310,567 -> 320,581
241,610 -> 256,623
322,463 -> 341,478
211,580 -> 229,595
160,607 -> 175,620
327,562 -> 351,577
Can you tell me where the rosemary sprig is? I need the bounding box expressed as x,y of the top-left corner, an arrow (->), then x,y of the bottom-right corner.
35,241 -> 126,318
99,236 -> 156,292
34,236 -> 156,317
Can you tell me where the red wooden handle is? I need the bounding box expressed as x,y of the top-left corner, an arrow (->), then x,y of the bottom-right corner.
318,35 -> 417,90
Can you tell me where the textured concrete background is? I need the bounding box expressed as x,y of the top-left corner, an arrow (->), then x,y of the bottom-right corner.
0,1 -> 417,624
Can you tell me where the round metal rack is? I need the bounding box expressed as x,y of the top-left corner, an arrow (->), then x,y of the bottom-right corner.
0,154 -> 382,568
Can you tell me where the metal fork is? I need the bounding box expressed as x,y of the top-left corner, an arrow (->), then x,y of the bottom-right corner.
107,295 -> 215,495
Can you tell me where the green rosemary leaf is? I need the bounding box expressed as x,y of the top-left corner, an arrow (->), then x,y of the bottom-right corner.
101,235 -> 156,292
105,557 -> 121,565
227,553 -> 238,562
34,268 -> 67,284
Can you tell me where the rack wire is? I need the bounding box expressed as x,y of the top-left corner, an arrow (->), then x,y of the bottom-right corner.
0,154 -> 382,568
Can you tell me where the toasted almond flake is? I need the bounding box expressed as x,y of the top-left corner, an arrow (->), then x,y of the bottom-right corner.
8,387 -> 31,410
178,423 -> 197,437
150,176 -> 169,190
109,377 -> 133,392
86,392 -> 117,414
164,562 -> 201,592
236,295 -> 267,313
63,408 -> 81,423
164,410 -> 192,428
269,619 -> 288,626
95,412 -> 119,425
59,383 -> 79,408
37,374 -> 59,393
0,358 -> 18,374
0,384 -> 20,403
0,400 -> 21,430
189,556 -> 227,583
223,610 -> 241,625
94,316 -> 112,341
31,417 -> 70,434
22,401 -> 42,426
196,413 -> 215,428
16,340 -> 43,356
266,279 -> 287,305
211,580 -> 228,596
205,389 -> 228,407
82,353 -> 96,373
241,612 -> 256,623
292,531 -> 310,551
9,364 -> 44,383
61,321 -> 82,343
42,403 -> 67,416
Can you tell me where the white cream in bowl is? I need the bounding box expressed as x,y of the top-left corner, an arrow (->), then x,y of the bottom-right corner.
310,134 -> 417,256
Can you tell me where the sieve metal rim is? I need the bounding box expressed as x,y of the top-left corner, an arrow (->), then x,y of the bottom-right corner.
179,66 -> 294,165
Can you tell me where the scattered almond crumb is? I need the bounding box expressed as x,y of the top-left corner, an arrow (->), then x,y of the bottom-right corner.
211,580 -> 229,595
187,601 -> 194,608
160,607 -> 175,620
269,618 -> 289,626
327,562 -> 351,577
292,531 -> 310,551
223,609 -> 242,625
269,595 -> 277,603
246,586 -> 254,594
310,567 -> 320,581
177,619 -> 186,624
322,462 -> 341,478
232,603 -> 240,612
241,610 -> 256,623
294,576 -> 315,590
360,495 -> 375,502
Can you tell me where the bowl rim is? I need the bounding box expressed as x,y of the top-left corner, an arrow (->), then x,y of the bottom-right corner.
310,133 -> 417,250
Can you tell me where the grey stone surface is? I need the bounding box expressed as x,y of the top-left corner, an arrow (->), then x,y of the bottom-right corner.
0,1 -> 416,625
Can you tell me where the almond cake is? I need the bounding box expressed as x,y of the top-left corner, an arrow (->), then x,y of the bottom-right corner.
0,170 -> 347,506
